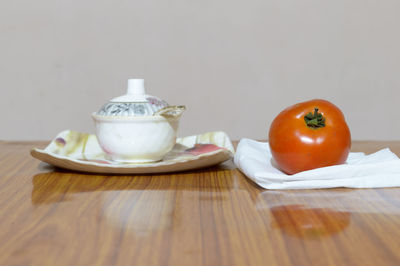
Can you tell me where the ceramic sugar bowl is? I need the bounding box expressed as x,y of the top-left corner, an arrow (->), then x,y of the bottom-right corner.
92,79 -> 185,163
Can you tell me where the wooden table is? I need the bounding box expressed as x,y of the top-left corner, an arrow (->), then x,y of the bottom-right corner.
0,141 -> 400,266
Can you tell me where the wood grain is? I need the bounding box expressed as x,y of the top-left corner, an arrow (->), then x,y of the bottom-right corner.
0,141 -> 400,266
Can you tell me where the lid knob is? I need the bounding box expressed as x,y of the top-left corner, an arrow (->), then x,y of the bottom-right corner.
110,78 -> 148,102
127,79 -> 145,96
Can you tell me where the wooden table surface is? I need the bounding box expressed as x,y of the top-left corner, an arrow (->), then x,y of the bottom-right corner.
0,140 -> 400,266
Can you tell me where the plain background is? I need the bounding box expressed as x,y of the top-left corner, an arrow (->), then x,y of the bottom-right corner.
1,0 -> 399,141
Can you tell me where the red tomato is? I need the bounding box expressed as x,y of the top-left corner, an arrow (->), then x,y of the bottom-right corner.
268,99 -> 351,175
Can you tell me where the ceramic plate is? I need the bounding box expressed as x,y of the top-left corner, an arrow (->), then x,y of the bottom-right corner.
31,130 -> 235,174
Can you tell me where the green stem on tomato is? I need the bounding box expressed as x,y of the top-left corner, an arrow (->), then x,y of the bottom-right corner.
304,107 -> 326,128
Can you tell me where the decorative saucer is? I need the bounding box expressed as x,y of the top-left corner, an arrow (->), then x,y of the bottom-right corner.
31,130 -> 234,174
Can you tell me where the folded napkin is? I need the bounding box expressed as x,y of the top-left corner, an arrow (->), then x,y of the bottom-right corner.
234,138 -> 400,189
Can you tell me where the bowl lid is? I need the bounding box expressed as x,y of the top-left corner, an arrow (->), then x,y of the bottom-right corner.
96,79 -> 169,117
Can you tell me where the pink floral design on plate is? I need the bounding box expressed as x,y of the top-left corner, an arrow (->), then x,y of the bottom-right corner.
184,144 -> 223,156
55,138 -> 66,147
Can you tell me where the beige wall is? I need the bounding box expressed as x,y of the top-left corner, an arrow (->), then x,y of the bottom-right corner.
1,1 -> 400,141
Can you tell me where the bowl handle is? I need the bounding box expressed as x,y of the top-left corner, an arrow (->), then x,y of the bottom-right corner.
154,105 -> 186,118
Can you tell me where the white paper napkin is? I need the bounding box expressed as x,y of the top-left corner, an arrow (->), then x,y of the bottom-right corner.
234,138 -> 400,189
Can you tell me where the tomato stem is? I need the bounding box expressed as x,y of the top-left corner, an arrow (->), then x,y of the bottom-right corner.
304,107 -> 326,128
